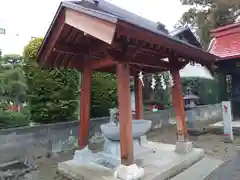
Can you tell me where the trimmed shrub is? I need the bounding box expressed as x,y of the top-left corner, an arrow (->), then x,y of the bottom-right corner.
23,38 -> 118,122
181,77 -> 220,105
91,72 -> 117,117
23,38 -> 80,123
0,108 -> 30,129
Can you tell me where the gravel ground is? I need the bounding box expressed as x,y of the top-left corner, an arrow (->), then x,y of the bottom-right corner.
149,126 -> 240,161
19,125 -> 240,180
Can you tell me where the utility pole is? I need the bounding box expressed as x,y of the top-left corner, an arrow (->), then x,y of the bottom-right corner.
0,27 -> 6,56
0,28 -> 5,35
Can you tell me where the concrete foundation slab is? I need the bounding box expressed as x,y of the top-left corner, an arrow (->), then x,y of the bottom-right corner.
171,156 -> 224,180
58,142 -> 204,180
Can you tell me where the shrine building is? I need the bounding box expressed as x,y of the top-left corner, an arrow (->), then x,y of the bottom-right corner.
209,22 -> 240,118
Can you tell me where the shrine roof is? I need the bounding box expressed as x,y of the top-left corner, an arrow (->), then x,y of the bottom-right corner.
169,27 -> 202,48
37,0 -> 217,72
209,22 -> 240,61
57,1 -> 203,47
210,22 -> 240,34
68,0 -> 169,34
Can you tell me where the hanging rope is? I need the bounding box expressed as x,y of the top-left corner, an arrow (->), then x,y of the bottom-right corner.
138,71 -> 144,87
151,74 -> 156,90
130,66 -> 174,88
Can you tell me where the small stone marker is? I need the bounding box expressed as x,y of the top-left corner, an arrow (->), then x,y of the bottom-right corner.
175,141 -> 193,154
222,101 -> 233,142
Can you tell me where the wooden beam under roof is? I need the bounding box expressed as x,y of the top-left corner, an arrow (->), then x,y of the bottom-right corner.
54,43 -> 83,56
54,40 -> 107,56
112,39 -> 171,58
39,9 -> 65,66
91,56 -> 117,70
131,56 -> 170,69
115,21 -> 217,64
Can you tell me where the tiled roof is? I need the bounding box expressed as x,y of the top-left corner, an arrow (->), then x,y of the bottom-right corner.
209,22 -> 240,60
210,22 -> 240,33
63,0 -> 199,48
66,0 -> 169,33
209,33 -> 240,60
38,0 -> 217,65
170,27 -> 202,48
169,27 -> 188,36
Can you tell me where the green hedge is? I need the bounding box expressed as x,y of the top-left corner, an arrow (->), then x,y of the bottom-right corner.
91,72 -> 117,117
0,106 -> 30,129
181,77 -> 221,105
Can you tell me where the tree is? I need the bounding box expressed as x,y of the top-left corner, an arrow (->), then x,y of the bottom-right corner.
1,54 -> 23,65
23,38 -> 118,122
23,38 -> 80,124
0,54 -> 29,128
0,54 -> 27,111
177,0 -> 240,48
1,67 -> 27,110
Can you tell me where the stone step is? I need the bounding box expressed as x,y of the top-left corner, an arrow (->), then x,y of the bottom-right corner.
171,156 -> 224,180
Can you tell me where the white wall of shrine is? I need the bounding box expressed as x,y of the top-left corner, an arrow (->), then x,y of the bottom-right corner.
131,92 -> 135,112
180,63 -> 214,79
171,29 -> 214,80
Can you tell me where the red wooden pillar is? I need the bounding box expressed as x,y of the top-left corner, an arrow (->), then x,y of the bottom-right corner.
116,62 -> 134,165
134,75 -> 143,119
170,68 -> 188,141
78,62 -> 92,149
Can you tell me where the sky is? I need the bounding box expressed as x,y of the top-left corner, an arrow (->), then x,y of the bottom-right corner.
0,0 -> 189,55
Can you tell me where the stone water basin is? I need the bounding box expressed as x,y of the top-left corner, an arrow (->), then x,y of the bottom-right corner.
100,120 -> 152,141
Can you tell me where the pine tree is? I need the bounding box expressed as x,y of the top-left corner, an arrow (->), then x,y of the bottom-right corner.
0,54 -> 27,111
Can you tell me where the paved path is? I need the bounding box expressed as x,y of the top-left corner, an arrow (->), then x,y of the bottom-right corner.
172,156 -> 223,180
205,154 -> 240,180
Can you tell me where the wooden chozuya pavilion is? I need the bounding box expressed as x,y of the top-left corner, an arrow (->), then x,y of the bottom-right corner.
37,0 -> 217,166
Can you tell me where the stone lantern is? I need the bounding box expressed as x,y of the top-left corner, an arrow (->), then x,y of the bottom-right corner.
183,87 -> 199,128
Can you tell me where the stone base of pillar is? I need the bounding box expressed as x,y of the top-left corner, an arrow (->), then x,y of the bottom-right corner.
114,164 -> 144,180
102,136 -> 151,161
73,145 -> 94,163
175,141 -> 193,154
